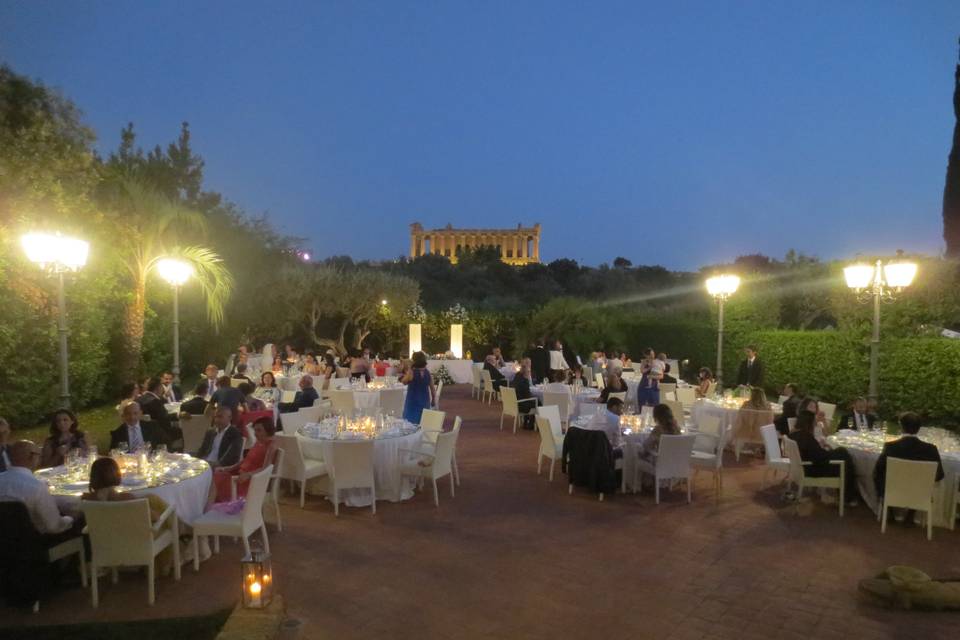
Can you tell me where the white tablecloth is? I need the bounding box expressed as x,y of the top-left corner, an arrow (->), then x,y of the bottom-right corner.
298,429 -> 422,507
351,386 -> 407,410
827,429 -> 960,528
531,385 -> 602,417
427,359 -> 474,383
690,399 -> 781,433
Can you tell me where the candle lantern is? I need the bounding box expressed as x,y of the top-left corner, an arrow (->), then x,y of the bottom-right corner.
241,550 -> 273,609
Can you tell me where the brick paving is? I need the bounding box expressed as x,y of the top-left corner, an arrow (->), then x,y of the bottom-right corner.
4,384 -> 959,639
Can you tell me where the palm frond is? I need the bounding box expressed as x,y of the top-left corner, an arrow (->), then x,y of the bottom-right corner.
156,245 -> 234,329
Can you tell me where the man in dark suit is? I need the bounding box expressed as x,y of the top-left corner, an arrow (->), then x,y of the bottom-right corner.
735,345 -> 764,387
510,358 -> 538,429
180,381 -> 210,416
483,356 -> 508,392
196,407 -> 244,469
161,371 -> 183,402
110,403 -> 165,452
279,374 -> 319,414
838,397 -> 879,431
774,383 -> 801,435
527,339 -> 550,385
138,376 -> 181,445
873,412 -> 945,500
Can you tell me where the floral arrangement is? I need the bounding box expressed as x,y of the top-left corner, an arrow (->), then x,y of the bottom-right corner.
406,302 -> 427,323
433,364 -> 455,386
442,303 -> 469,324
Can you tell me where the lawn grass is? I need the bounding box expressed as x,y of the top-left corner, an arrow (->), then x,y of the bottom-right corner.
17,404 -> 122,453
2,607 -> 232,640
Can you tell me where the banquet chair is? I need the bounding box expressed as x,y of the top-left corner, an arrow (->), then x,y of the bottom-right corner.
594,373 -> 605,389
0,502 -> 87,612
659,383 -> 677,397
399,420 -> 460,507
279,376 -> 299,392
760,424 -> 790,489
82,498 -> 180,607
274,434 -> 328,508
500,386 -> 537,434
820,402 -> 837,425
706,381 -> 718,397
327,440 -> 376,516
535,415 -> 563,481
690,417 -> 730,504
663,399 -> 685,425
582,366 -> 593,387
536,405 -> 564,437
232,447 -> 286,531
379,388 -> 405,416
280,390 -> 297,404
280,410 -> 310,436
421,408 -> 446,432
634,434 -> 697,504
471,365 -> 482,399
299,403 -> 325,423
783,437 -> 845,517
434,380 -> 444,410
607,391 -> 627,405
676,387 -> 697,407
179,414 -> 210,455
330,390 -> 356,417
543,392 -> 571,430
191,465 -> 273,569
480,369 -> 498,404
880,458 -> 939,540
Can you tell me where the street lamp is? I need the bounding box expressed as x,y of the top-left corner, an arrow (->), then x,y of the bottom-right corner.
21,232 -> 90,409
705,274 -> 740,389
157,258 -> 193,384
844,253 -> 917,402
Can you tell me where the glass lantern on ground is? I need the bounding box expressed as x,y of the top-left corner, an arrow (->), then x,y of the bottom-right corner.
21,232 -> 90,408
157,258 -> 193,384
843,254 -> 917,402
241,550 -> 273,609
705,274 -> 740,389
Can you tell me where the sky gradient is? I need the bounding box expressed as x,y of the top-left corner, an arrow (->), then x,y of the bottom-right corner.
2,1 -> 959,270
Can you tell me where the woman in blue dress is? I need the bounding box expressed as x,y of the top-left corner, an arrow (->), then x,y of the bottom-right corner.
402,351 -> 436,424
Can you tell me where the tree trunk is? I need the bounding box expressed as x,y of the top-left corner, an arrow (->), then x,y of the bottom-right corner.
944,41 -> 960,257
119,279 -> 146,380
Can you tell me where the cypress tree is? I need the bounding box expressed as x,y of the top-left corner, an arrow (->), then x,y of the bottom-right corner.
943,39 -> 960,257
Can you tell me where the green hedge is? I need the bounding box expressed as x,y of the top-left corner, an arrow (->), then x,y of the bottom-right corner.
879,338 -> 960,421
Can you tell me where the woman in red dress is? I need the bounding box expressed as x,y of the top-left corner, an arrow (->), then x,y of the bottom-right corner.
213,417 -> 277,502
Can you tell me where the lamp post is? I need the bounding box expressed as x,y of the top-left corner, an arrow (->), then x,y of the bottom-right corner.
705,274 -> 740,389
844,254 -> 917,402
157,258 -> 193,384
21,232 -> 90,409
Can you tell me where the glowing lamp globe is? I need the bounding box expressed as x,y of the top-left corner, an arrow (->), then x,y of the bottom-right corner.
21,232 -> 89,271
156,259 -> 193,286
843,264 -> 875,290
883,261 -> 917,289
705,274 -> 740,297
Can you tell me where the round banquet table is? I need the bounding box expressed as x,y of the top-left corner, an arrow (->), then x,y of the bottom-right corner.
347,385 -> 408,410
298,419 -> 422,507
531,384 -> 602,418
39,455 -> 212,526
827,428 -> 960,528
690,398 -> 781,434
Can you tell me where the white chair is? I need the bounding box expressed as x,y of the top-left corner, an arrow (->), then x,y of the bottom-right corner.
880,458 -> 939,540
690,418 -> 730,504
607,391 -> 627,404
594,373 -> 605,389
434,380 -> 444,410
820,402 -> 837,425
782,437 -> 845,516
280,410 -> 310,435
232,448 -> 286,531
399,420 -> 460,506
470,365 -> 482,399
327,440 -> 376,515
543,391 -> 571,429
676,387 -> 697,407
536,405 -> 564,436
278,376 -> 299,392
480,370 -> 498,404
179,414 -> 209,455
192,466 -> 272,570
663,399 -> 685,427
634,434 -> 697,504
659,383 -> 677,397
280,390 -> 297,404
379,388 -> 405,416
274,433 -> 328,508
83,499 -> 180,606
535,415 -> 563,481
500,386 -> 537,434
706,381 -> 717,397
330,389 -> 355,416
582,366 -> 593,387
420,408 -> 446,431
760,424 -> 790,489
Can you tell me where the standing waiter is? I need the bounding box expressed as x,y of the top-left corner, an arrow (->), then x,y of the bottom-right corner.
736,345 -> 764,387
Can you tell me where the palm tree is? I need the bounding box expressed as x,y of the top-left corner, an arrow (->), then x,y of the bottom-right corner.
108,178 -> 233,379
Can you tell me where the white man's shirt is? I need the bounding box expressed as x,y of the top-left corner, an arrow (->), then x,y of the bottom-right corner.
162,384 -> 177,403
549,350 -> 569,371
586,410 -> 623,449
125,423 -> 145,451
0,467 -> 73,534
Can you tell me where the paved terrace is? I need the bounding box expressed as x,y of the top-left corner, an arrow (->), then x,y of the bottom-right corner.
4,385 -> 958,639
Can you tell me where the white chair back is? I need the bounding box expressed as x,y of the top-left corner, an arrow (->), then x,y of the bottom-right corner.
694,414 -> 722,453
420,408 -> 445,431
536,405 -> 564,439
378,388 -> 405,415
241,465 -> 273,533
328,440 -> 375,490
594,373 -> 605,389
782,437 -> 805,484
274,434 -> 306,479
656,435 -> 696,478
582,366 -> 593,386
760,424 -> 782,462
179,414 -> 209,455
431,427 -> 458,478
659,383 -> 677,396
676,387 -> 696,406
663,399 -> 684,423
280,390 -> 297,403
471,366 -> 482,395
820,402 -> 837,424
706,381 -> 717,397
607,391 -> 627,404
330,389 -> 355,416
500,386 -> 522,418
280,410 -> 310,435
536,415 -> 557,459
279,376 -> 299,392
434,380 -> 444,410
543,392 -> 570,423
299,404 -> 324,423
82,499 -> 154,566
884,458 -> 938,511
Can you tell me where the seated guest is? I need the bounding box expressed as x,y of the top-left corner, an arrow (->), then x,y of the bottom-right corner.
696,367 -> 714,398
213,417 -> 277,502
774,383 -> 801,435
110,402 -> 165,452
620,353 -> 633,369
0,440 -> 80,542
278,374 -> 319,413
788,410 -> 859,506
211,375 -> 247,422
117,381 -> 140,414
271,356 -> 284,375
319,353 -> 337,388
587,397 -> 625,454
349,349 -> 371,382
302,353 -> 322,377
640,403 -> 681,462
590,352 -> 606,376
232,363 -> 254,385
511,358 -> 537,429
839,397 -> 878,431
180,381 -> 210,415
197,407 -> 244,469
606,351 -> 622,371
491,347 -> 506,368
240,382 -> 267,412
0,417 -> 11,471
284,344 -> 301,366
253,371 -> 281,405
82,457 -> 176,574
160,371 -> 182,403
202,364 -> 220,400
137,376 -> 179,444
734,387 -> 774,454
873,412 -> 944,501
39,409 -> 87,468
483,355 -> 508,392
598,366 -> 629,403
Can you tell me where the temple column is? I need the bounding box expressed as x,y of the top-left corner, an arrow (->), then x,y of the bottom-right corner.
410,233 -> 417,258
533,236 -> 540,260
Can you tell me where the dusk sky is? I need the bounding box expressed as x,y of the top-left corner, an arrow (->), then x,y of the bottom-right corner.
2,1 -> 959,270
